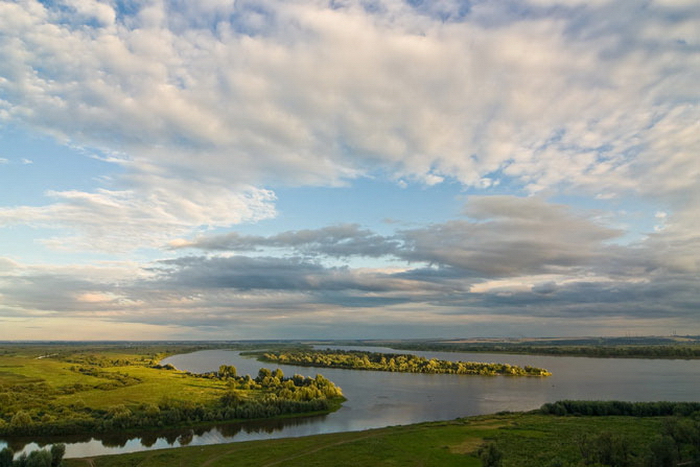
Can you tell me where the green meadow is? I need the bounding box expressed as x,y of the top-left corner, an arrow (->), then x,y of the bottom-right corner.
1,349 -> 222,407
0,344 -> 342,438
63,411 -> 697,467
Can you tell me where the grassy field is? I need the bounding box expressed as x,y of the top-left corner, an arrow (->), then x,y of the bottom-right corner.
0,345 -> 228,410
0,352 -> 223,407
62,412 -> 676,467
0,344 -> 342,438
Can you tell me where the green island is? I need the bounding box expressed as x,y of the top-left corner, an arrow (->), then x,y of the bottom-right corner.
256,349 -> 552,376
0,343 -> 343,439
55,401 -> 700,467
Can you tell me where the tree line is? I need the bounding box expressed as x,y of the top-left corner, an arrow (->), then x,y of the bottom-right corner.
259,349 -> 551,376
387,342 -> 700,359
540,400 -> 700,417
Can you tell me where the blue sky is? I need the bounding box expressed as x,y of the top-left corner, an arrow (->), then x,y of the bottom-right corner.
0,0 -> 698,340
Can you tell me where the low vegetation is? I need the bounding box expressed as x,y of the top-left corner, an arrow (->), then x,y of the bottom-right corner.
63,402 -> 700,466
0,344 -> 343,438
257,349 -> 552,376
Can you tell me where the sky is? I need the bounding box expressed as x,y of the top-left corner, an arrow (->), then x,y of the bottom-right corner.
0,0 -> 698,340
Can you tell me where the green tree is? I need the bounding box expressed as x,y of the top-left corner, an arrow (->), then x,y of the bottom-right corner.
257,368 -> 271,381
647,436 -> 679,467
10,411 -> 32,430
25,449 -> 52,467
14,452 -> 28,467
221,389 -> 244,407
478,443 -> 503,467
578,432 -> 631,466
218,365 -> 237,379
50,444 -> 65,467
0,447 -> 13,467
142,403 -> 160,417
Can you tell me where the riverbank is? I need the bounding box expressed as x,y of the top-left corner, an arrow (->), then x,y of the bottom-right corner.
63,408 -> 698,466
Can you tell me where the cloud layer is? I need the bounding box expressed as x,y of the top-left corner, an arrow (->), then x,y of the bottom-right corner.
1,0 -> 698,248
0,0 -> 698,338
2,196 -> 697,338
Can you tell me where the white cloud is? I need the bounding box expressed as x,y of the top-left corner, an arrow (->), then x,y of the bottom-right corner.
0,1 -> 696,229
0,0 -> 696,195
0,257 -> 20,271
62,0 -> 116,26
0,183 -> 276,252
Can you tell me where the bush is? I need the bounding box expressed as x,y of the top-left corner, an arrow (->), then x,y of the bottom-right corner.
479,443 -> 503,467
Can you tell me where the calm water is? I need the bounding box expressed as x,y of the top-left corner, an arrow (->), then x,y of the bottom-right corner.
4,346 -> 700,458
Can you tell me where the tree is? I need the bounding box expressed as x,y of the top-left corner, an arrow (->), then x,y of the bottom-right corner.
218,365 -> 237,379
0,447 -> 13,467
478,443 -> 503,467
50,444 -> 65,467
257,368 -> 271,381
25,449 -> 52,467
221,389 -> 244,407
14,452 -> 27,467
10,411 -> 32,429
647,436 -> 679,467
578,432 -> 631,467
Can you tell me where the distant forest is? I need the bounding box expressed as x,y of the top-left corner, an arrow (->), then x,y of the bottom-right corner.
364,336 -> 700,359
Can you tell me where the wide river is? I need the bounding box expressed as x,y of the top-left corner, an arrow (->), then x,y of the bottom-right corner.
5,346 -> 700,458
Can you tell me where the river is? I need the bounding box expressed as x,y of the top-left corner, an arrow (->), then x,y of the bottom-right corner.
4,346 -> 700,458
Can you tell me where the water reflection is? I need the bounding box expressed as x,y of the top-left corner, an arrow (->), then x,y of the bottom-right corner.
177,430 -> 194,446
1,413 -> 329,459
140,432 -> 158,448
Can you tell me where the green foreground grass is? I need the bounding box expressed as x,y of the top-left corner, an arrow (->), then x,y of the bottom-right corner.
63,412 -> 675,467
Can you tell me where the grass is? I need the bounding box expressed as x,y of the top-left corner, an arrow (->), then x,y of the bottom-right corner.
0,351 -> 228,410
62,412 -> 672,467
0,344 -> 343,437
